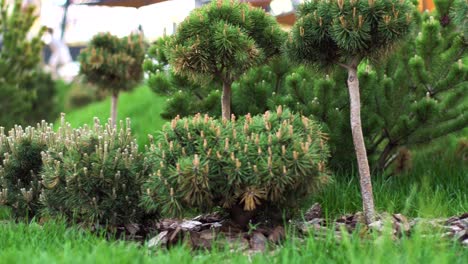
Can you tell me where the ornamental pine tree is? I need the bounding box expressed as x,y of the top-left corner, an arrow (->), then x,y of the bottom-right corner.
41,116 -> 150,226
167,0 -> 285,120
0,0 -> 51,129
142,107 -> 330,225
287,0 -> 415,224
79,33 -> 145,127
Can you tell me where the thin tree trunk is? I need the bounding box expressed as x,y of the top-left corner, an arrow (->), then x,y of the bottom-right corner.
111,91 -> 119,128
347,64 -> 376,225
221,81 -> 232,120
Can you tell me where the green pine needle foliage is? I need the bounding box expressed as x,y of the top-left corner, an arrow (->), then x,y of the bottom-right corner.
40,117 -> 150,226
144,36 -> 221,119
286,0 -> 415,67
0,122 -> 56,219
168,0 -> 285,86
448,0 -> 467,40
0,0 -> 57,129
79,33 -> 145,94
141,107 -> 330,219
233,2 -> 467,172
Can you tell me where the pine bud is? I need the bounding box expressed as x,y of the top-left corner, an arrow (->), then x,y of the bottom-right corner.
337,0 -> 344,10
383,15 -> 391,24
225,138 -> 229,151
236,159 -> 241,169
406,13 -> 412,24
193,154 -> 200,168
176,163 -> 181,174
339,16 -> 346,28
276,105 -> 283,117
293,151 -> 298,160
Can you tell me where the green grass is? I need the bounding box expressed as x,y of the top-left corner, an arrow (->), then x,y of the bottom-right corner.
0,220 -> 466,264
309,137 -> 467,219
61,85 -> 167,146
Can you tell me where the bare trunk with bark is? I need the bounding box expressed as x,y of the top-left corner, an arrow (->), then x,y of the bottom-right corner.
221,81 -> 232,120
111,91 -> 119,128
346,63 -> 375,224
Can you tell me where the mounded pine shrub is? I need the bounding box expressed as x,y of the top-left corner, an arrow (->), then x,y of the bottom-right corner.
40,116 -> 150,227
142,107 -> 330,225
0,122 -> 56,219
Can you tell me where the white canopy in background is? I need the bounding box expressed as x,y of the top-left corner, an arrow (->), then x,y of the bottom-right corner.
39,0 -> 194,44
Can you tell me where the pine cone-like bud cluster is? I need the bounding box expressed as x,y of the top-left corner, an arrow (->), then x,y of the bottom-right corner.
142,107 -> 330,218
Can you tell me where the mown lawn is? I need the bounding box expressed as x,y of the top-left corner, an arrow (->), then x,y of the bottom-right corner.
0,219 -> 466,264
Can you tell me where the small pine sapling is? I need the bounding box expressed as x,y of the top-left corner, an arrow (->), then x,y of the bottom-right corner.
287,0 -> 415,224
167,0 -> 285,120
79,33 -> 145,127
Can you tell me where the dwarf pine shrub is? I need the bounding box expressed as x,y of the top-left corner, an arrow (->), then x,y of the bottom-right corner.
0,122 -> 56,219
142,107 -> 330,222
40,117 -> 150,226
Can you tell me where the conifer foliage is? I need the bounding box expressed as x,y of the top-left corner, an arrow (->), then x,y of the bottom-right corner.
0,123 -> 56,219
79,33 -> 145,127
167,0 -> 285,120
0,0 -> 57,129
142,107 -> 330,224
144,36 -> 221,119
287,0 -> 415,224
40,117 -> 150,226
